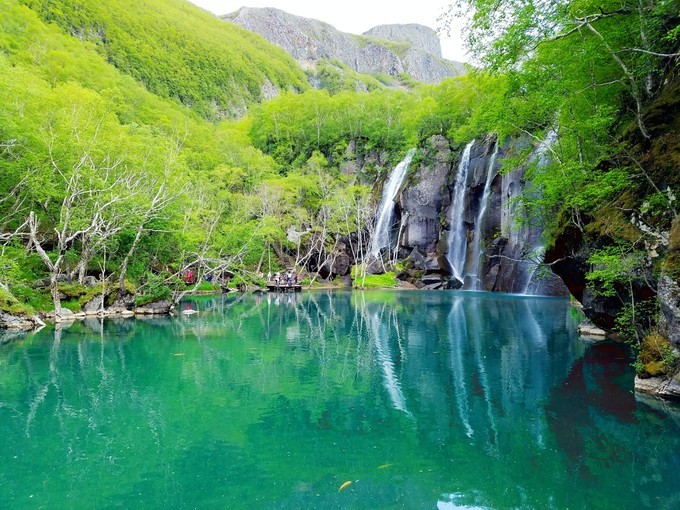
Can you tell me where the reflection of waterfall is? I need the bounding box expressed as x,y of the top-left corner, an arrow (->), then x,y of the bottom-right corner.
522,298 -> 549,447
448,298 -> 474,437
466,299 -> 499,454
366,302 -> 412,417
467,139 -> 499,290
370,149 -> 416,257
447,141 -> 475,282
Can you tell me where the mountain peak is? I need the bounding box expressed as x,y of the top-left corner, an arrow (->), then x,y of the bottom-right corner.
363,24 -> 442,58
223,7 -> 464,84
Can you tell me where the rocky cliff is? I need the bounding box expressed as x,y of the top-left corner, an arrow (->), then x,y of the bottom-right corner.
222,7 -> 465,84
389,135 -> 569,295
304,133 -> 569,296
364,24 -> 442,57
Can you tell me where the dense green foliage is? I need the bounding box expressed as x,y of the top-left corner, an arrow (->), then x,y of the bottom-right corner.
20,0 -> 309,119
442,0 -> 679,352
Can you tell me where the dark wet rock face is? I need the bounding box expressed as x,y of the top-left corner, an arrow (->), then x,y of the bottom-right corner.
659,276 -> 680,346
391,135 -> 569,296
400,135 -> 451,254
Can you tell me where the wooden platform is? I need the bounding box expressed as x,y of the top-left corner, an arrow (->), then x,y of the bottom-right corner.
266,284 -> 302,293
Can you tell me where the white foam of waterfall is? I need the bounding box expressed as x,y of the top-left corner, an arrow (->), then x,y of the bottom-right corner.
467,139 -> 499,289
370,148 -> 416,257
522,245 -> 545,295
522,129 -> 557,295
447,140 -> 475,282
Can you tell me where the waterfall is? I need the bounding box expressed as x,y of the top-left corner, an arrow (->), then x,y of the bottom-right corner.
467,139 -> 499,289
447,140 -> 475,282
521,130 -> 557,295
370,148 -> 416,257
522,245 -> 546,295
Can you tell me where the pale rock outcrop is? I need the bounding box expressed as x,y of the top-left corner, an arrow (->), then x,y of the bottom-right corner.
223,7 -> 465,84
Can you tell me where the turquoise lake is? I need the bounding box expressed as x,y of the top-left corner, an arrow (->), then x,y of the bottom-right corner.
1,290 -> 680,509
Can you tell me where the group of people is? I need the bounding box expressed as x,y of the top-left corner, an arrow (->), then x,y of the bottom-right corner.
267,270 -> 299,287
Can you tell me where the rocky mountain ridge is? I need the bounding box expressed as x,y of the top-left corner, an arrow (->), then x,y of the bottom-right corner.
222,7 -> 466,84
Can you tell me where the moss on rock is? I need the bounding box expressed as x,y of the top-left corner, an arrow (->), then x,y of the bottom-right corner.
638,332 -> 679,377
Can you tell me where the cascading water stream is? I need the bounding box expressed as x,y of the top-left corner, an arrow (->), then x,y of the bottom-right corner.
370,148 -> 416,258
447,140 -> 475,283
467,139 -> 499,289
522,130 -> 557,295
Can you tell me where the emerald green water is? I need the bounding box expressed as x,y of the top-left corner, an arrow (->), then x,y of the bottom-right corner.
1,291 -> 680,509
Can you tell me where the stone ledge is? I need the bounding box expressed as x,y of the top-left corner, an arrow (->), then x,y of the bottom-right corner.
635,372 -> 680,400
578,321 -> 607,339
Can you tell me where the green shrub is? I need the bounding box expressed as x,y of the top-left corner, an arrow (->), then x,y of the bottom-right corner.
135,272 -> 171,306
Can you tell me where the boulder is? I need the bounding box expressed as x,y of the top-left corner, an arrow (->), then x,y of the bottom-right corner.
422,282 -> 443,290
83,295 -> 104,315
425,254 -> 451,273
135,300 -> 174,315
405,247 -> 427,271
578,321 -> 608,339
331,253 -> 351,276
447,277 -> 464,290
397,280 -> 417,289
365,257 -> 386,275
45,308 -> 76,323
82,276 -> 98,287
108,291 -> 135,313
421,273 -> 443,285
0,312 -> 36,331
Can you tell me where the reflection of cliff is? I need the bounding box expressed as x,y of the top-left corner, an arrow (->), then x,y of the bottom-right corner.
404,293 -> 583,452
546,342 -> 640,478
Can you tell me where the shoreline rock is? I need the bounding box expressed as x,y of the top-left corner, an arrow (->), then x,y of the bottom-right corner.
635,373 -> 680,400
0,311 -> 41,331
578,320 -> 608,339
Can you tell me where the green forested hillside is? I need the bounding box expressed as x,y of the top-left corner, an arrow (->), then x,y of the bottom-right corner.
19,0 -> 310,119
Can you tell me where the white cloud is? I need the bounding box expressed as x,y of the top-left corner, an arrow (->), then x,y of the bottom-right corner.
189,1 -> 469,62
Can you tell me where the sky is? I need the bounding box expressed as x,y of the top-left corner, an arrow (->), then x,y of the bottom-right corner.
188,1 -> 469,62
